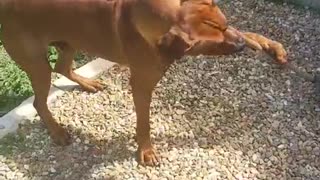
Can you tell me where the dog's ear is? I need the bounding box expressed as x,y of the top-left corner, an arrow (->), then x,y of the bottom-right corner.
157,26 -> 195,59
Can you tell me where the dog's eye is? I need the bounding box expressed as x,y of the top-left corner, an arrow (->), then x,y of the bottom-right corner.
203,20 -> 219,28
201,2 -> 211,6
220,26 -> 227,32
203,20 -> 228,32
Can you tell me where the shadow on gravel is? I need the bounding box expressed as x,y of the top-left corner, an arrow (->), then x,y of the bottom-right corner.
0,119 -> 136,180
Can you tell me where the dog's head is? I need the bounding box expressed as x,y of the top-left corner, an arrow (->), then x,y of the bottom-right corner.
158,25 -> 245,59
174,0 -> 245,53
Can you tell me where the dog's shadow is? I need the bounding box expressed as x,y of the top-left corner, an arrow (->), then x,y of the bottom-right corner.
1,120 -> 135,180
3,112 -> 244,180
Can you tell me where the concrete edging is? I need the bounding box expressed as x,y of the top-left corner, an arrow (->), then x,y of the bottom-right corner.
0,58 -> 115,139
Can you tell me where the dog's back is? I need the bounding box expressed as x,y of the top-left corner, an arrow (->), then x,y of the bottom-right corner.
1,0 -> 129,62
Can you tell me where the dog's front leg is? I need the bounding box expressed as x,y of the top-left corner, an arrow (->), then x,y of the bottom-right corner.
118,9 -> 174,165
130,67 -> 166,166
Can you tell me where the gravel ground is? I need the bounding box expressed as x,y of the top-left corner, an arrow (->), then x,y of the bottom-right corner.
1,0 -> 320,179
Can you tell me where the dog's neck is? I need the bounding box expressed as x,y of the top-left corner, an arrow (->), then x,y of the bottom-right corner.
131,0 -> 181,46
139,0 -> 180,21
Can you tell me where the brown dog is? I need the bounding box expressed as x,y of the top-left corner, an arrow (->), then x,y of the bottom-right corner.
0,0 -> 245,166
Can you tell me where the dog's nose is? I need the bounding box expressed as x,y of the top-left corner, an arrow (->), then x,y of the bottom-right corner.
236,37 -> 246,51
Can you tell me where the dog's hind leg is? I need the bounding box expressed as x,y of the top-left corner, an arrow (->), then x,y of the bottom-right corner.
1,35 -> 71,145
53,43 -> 104,92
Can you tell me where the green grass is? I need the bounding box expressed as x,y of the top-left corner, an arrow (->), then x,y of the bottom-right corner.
0,43 -> 61,115
0,43 -> 88,116
0,26 -> 95,116
0,46 -> 33,115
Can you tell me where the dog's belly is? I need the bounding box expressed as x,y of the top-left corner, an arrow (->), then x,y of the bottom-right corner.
65,28 -> 128,65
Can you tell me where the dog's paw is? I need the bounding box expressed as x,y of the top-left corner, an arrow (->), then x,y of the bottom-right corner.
137,145 -> 160,167
49,124 -> 71,146
80,79 -> 104,93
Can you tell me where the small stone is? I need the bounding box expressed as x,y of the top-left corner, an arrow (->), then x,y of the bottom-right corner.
5,172 -> 14,179
23,165 -> 29,170
306,146 -> 312,152
15,172 -> 24,179
265,94 -> 275,101
50,167 -> 56,173
278,144 -> 286,149
207,160 -> 215,167
270,156 -> 278,164
313,147 -> 320,155
285,80 -> 291,86
207,171 -> 220,180
272,121 -> 280,129
176,109 -> 186,115
252,153 -> 260,163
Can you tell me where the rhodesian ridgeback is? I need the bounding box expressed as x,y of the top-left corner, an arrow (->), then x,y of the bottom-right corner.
0,0 -> 247,166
